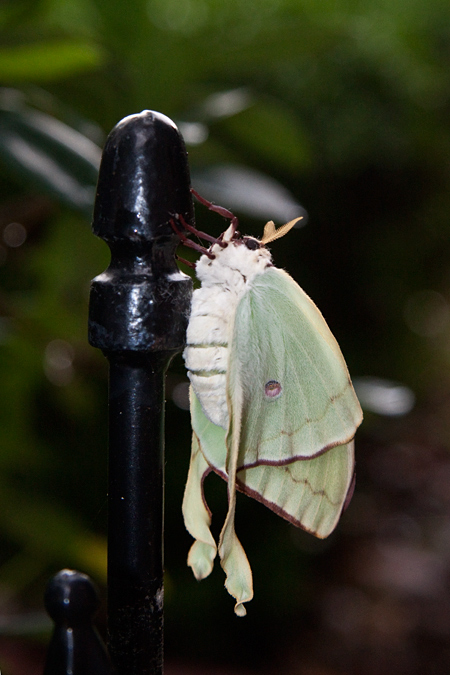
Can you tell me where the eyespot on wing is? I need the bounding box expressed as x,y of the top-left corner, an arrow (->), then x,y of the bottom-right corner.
264,380 -> 282,399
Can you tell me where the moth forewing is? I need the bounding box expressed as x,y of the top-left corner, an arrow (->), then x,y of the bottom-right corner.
229,267 -> 362,469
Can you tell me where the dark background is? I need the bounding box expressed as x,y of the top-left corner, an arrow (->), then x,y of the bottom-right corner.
1,1 -> 450,673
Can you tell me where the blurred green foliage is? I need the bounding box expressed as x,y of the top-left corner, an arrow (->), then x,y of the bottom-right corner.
1,0 -> 450,673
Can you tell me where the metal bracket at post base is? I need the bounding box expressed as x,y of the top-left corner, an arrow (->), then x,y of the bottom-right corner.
42,111 -> 193,674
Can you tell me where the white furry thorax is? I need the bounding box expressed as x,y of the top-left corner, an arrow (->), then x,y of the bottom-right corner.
184,231 -> 272,430
195,235 -> 272,288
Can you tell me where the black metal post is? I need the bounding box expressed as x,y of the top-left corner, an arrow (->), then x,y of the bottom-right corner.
88,111 -> 193,674
43,569 -> 114,675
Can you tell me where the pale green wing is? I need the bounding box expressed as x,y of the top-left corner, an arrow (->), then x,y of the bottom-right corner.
189,386 -> 227,474
181,427 -> 217,581
218,373 -> 253,617
227,267 -> 363,469
182,388 -> 227,580
184,389 -> 254,615
184,267 -> 362,612
236,439 -> 355,538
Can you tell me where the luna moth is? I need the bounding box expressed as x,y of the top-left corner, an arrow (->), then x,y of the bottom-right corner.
174,190 -> 363,617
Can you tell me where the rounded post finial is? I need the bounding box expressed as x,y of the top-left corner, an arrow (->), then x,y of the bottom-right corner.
89,110 -> 193,354
43,569 -> 114,675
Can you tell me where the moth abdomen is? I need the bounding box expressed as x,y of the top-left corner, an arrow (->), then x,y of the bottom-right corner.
186,341 -> 228,348
187,370 -> 228,428
184,344 -> 228,371
184,340 -> 230,428
188,368 -> 227,377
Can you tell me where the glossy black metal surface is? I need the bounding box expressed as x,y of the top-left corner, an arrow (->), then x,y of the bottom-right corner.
88,110 -> 193,674
89,110 -> 193,352
43,569 -> 114,675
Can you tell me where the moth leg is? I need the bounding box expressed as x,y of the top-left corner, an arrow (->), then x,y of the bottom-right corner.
176,255 -> 195,269
191,188 -> 239,238
170,217 -> 215,259
174,212 -> 227,247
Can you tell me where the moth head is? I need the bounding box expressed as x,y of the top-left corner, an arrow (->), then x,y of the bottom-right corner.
243,237 -> 261,251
